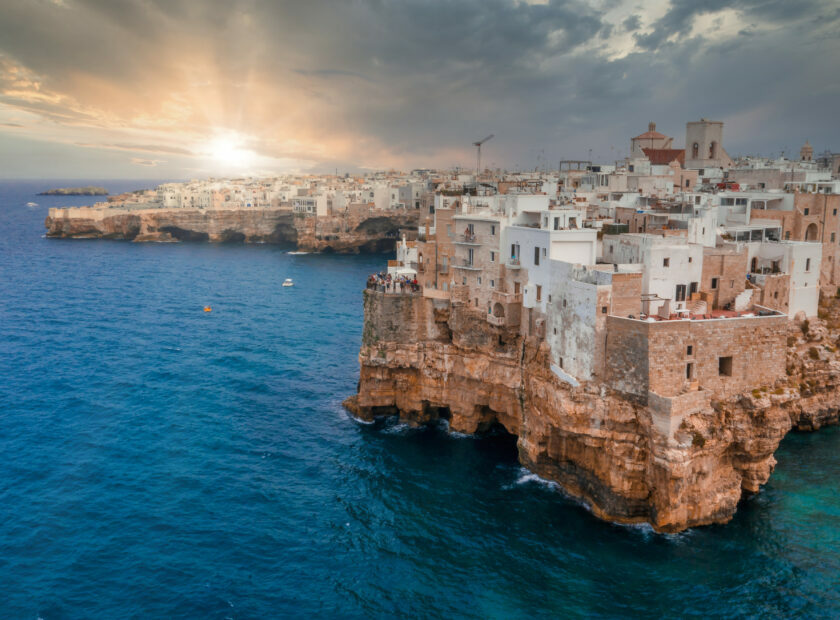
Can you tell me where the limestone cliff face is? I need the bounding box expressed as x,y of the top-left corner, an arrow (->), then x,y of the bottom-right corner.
345,290 -> 840,532
45,206 -> 419,253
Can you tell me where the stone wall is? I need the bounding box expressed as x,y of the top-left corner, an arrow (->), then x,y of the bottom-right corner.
754,274 -> 791,315
701,245 -> 748,309
605,313 -> 787,399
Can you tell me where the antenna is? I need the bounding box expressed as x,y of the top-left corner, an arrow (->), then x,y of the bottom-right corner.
472,134 -> 494,176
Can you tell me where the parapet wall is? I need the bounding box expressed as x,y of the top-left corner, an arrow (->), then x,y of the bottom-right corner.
605,313 -> 787,400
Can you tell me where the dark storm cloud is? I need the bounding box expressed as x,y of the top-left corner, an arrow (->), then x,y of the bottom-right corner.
622,14 -> 641,31
0,0 -> 838,175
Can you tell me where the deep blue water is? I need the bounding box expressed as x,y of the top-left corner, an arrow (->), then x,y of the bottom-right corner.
1,180 -> 839,618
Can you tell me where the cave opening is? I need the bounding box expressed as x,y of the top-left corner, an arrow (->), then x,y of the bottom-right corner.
474,406 -> 519,458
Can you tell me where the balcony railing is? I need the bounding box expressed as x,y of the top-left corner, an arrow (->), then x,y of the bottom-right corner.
487,314 -> 506,327
453,259 -> 481,270
506,257 -> 522,269
492,291 -> 523,304
456,233 -> 480,244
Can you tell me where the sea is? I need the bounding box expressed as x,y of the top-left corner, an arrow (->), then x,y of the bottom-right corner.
0,180 -> 838,618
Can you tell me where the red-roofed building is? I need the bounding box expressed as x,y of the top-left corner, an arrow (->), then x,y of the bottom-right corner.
642,148 -> 685,166
631,122 -> 674,153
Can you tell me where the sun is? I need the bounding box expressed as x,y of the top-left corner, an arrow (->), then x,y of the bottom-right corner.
207,134 -> 255,170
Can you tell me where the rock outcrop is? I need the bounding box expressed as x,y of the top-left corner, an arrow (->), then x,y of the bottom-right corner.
344,290 -> 840,532
45,206 -> 419,253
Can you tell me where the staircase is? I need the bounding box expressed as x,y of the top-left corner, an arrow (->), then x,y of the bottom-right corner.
687,299 -> 708,315
733,288 -> 753,311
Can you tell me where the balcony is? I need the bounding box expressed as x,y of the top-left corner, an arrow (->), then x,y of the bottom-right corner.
506,257 -> 522,270
455,233 -> 481,245
487,314 -> 506,327
492,291 -> 523,304
453,259 -> 481,271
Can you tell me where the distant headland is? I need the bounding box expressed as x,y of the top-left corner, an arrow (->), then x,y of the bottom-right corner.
39,186 -> 109,196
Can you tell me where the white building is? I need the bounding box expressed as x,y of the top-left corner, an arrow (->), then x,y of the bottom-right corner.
602,234 -> 703,314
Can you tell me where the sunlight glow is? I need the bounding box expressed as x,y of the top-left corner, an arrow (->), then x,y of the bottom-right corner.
207,134 -> 256,170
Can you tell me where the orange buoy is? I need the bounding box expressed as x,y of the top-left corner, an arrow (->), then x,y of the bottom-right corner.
204,306 -> 212,312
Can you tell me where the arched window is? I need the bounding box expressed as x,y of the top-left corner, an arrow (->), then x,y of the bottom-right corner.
692,143 -> 699,159
805,223 -> 819,241
709,141 -> 717,159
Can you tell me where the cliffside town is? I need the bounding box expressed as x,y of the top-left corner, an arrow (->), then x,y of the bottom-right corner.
45,174 -> 427,253
345,119 -> 840,531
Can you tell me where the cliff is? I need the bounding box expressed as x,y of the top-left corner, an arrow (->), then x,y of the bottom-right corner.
344,290 -> 840,532
44,206 -> 419,253
39,186 -> 108,196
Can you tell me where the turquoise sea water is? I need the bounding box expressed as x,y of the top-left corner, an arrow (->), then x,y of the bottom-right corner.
1,180 -> 839,618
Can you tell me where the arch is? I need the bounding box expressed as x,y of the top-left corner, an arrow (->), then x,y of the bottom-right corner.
492,302 -> 505,318
692,142 -> 699,159
709,141 -> 717,159
751,257 -> 758,273
805,223 -> 819,241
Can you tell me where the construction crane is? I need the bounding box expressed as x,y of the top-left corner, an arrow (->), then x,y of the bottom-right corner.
473,134 -> 494,175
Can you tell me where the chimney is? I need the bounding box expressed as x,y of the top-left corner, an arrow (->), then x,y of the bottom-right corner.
649,122 -> 656,132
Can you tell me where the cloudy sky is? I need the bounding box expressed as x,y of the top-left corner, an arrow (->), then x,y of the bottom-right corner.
0,0 -> 838,179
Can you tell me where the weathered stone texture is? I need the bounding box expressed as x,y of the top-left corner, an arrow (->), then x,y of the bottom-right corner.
45,206 -> 419,253
347,290 -> 840,532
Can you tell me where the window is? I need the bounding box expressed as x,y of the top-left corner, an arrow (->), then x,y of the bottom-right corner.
774,291 -> 779,299
690,282 -> 698,295
730,280 -> 735,288
490,251 -> 496,262
548,295 -> 552,302
563,299 -> 567,307
688,257 -> 692,263
553,328 -> 557,335
629,165 -> 634,172
542,248 -> 547,257
804,208 -> 810,215
663,258 -> 670,267
601,306 -> 607,314
478,276 -> 482,285
806,258 -> 811,271
491,225 -> 496,235
534,246 -> 540,266
462,277 -> 467,285
687,345 -> 693,356
676,284 -> 686,302
719,356 -> 733,376
834,209 -> 837,216
785,231 -> 791,240
467,248 -> 474,266
686,363 -> 694,379
609,245 -> 613,254
490,280 -> 494,288
536,285 -> 542,302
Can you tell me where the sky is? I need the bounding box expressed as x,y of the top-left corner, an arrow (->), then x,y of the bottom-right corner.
0,0 -> 838,179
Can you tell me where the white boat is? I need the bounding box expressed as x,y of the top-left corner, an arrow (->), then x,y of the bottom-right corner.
282,278 -> 294,287
26,202 -> 38,207
287,251 -> 309,255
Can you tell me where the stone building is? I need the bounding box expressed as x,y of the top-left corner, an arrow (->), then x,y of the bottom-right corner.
684,119 -> 734,170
